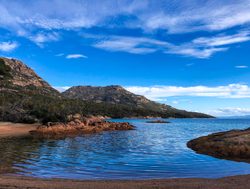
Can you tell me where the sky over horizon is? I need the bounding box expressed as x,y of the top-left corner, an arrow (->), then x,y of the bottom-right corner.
1,0 -> 250,116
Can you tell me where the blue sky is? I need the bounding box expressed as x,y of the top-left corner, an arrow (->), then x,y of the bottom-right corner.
1,0 -> 250,116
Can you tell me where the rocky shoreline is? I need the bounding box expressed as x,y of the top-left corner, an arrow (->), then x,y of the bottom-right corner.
30,114 -> 134,138
187,127 -> 250,162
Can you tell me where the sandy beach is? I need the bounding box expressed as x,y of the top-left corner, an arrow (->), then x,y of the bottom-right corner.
0,175 -> 250,189
0,122 -> 39,138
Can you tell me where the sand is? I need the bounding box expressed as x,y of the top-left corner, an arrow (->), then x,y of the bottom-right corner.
0,122 -> 39,138
0,175 -> 250,189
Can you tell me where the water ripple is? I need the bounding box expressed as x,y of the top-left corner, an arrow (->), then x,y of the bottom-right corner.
1,118 -> 250,179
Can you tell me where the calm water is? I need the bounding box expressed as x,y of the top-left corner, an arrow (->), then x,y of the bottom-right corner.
1,118 -> 250,179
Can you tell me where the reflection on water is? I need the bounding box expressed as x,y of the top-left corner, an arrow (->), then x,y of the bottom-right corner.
0,137 -> 41,173
1,118 -> 250,179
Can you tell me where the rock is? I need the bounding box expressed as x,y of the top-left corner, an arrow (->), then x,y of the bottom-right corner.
68,121 -> 75,126
30,116 -> 135,138
146,120 -> 170,123
0,57 -> 58,95
66,114 -> 73,121
72,114 -> 82,120
187,128 -> 250,163
74,119 -> 82,125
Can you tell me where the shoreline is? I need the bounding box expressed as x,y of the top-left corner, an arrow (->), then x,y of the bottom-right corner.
0,174 -> 250,189
0,122 -> 39,138
1,121 -> 249,188
187,127 -> 250,163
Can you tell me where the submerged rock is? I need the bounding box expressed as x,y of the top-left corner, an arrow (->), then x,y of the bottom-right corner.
30,115 -> 134,138
146,120 -> 170,123
187,128 -> 250,163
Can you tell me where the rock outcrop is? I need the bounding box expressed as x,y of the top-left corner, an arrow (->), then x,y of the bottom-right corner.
187,128 -> 250,163
0,57 -> 59,96
30,115 -> 134,138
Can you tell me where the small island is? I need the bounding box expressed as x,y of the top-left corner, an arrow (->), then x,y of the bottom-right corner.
187,128 -> 250,163
30,114 -> 134,138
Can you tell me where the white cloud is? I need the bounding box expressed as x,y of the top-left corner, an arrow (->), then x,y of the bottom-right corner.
53,86 -> 70,92
125,84 -> 250,101
235,65 -> 248,69
29,32 -> 60,46
66,54 -> 88,59
93,36 -> 168,54
193,32 -> 250,47
0,41 -> 18,52
210,107 -> 250,117
140,1 -> 250,33
166,46 -> 228,59
172,100 -> 179,104
92,31 -> 250,58
166,31 -> 250,58
1,1 -> 250,58
0,0 -> 145,31
1,1 -> 250,34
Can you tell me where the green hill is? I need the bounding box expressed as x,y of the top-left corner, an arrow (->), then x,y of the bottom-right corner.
0,57 -> 213,124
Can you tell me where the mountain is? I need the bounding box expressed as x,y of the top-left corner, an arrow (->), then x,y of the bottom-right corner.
62,85 -> 212,118
0,57 -> 212,124
0,57 -> 59,96
62,85 -> 169,111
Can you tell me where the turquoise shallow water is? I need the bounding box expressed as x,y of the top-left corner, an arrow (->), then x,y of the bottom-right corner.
1,118 -> 250,180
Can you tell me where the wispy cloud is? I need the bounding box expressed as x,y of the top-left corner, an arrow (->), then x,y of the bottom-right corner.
66,54 -> 88,59
1,1 -> 250,34
0,0 -> 144,31
141,1 -> 250,33
92,31 -> 250,58
0,41 -> 18,52
235,65 -> 248,69
2,0 -> 249,34
166,46 -> 228,59
166,31 -> 250,58
29,32 -> 60,47
125,84 -> 250,100
93,36 -> 168,54
210,107 -> 250,117
193,32 -> 250,47
1,1 -> 250,58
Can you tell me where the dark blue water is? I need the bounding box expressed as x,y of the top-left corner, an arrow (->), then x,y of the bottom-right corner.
1,118 -> 250,179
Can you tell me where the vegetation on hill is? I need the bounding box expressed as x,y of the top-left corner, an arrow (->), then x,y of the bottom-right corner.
62,85 -> 170,112
0,57 -> 213,124
62,85 -> 212,118
0,59 -> 12,79
0,91 -> 170,124
0,89 -> 212,124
